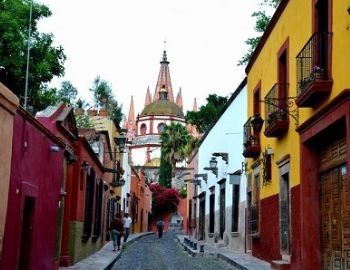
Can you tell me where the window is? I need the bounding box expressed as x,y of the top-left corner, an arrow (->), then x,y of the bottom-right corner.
158,123 -> 166,133
140,123 -> 147,135
231,184 -> 240,232
92,179 -> 103,242
209,187 -> 215,234
82,168 -> 95,242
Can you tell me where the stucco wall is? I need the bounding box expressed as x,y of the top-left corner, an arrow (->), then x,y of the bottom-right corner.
0,83 -> 18,257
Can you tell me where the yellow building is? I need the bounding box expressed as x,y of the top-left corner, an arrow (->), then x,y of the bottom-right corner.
243,0 -> 350,269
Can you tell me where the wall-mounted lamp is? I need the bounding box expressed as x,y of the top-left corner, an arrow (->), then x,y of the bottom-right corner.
194,173 -> 208,183
50,145 -> 60,152
115,130 -> 128,153
266,146 -> 274,155
204,157 -> 218,177
251,113 -> 264,133
212,152 -> 229,164
185,178 -> 202,188
81,160 -> 89,171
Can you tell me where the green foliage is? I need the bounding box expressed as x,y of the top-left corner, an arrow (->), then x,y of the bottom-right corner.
75,114 -> 94,128
178,186 -> 187,199
160,122 -> 192,179
185,94 -> 228,134
58,81 -> 77,105
0,0 -> 66,110
30,85 -> 60,113
90,76 -> 112,108
89,76 -> 123,126
159,152 -> 172,188
238,0 -> 280,66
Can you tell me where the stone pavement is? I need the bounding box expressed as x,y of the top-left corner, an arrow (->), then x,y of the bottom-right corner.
176,234 -> 272,270
59,232 -> 153,270
59,232 -> 271,270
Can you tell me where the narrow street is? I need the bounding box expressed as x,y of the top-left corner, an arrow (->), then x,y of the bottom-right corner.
112,232 -> 238,270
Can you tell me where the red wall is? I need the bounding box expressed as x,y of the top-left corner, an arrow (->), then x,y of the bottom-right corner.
0,112 -> 64,270
252,194 -> 280,261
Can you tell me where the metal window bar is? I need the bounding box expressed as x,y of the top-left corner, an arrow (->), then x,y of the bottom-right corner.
296,32 -> 332,95
243,117 -> 260,150
264,83 -> 289,129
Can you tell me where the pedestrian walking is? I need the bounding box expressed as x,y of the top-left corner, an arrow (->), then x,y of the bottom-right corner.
156,219 -> 164,238
123,213 -> 132,242
109,213 -> 124,251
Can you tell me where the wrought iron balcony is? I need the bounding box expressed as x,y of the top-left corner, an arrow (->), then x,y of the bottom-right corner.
296,32 -> 333,107
243,117 -> 261,158
263,83 -> 290,137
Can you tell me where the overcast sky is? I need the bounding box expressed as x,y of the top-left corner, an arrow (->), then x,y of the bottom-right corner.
37,0 -> 262,116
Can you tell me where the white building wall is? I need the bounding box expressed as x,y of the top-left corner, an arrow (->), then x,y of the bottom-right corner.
196,82 -> 247,250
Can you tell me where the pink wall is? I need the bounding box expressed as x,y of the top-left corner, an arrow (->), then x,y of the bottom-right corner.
0,110 -> 64,270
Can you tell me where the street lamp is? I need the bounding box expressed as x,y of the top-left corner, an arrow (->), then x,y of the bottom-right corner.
204,157 -> 218,177
251,113 -> 264,133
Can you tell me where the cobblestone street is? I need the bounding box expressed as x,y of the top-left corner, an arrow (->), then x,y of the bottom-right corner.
112,232 -> 238,270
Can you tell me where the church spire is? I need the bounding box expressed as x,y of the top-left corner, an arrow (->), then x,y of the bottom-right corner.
126,95 -> 136,140
153,50 -> 174,102
176,87 -> 183,109
145,86 -> 152,106
192,98 -> 198,112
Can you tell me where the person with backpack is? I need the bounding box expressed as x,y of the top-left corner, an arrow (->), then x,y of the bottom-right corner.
156,219 -> 164,238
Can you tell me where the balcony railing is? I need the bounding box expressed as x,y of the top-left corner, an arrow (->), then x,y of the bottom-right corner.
243,117 -> 261,158
296,32 -> 333,106
264,83 -> 289,137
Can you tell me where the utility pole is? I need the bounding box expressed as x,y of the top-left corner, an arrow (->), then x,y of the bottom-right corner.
24,0 -> 33,110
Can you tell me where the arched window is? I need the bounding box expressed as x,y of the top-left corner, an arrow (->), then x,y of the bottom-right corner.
157,123 -> 166,133
140,123 -> 147,135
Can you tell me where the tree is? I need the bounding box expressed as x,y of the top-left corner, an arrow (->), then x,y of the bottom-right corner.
90,76 -> 112,108
160,123 -> 192,180
185,94 -> 228,134
149,183 -> 180,218
58,81 -> 78,105
238,0 -> 280,66
0,0 -> 66,110
89,76 -> 123,126
158,152 -> 172,188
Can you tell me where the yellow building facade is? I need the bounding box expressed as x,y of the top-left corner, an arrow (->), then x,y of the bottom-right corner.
244,0 -> 350,269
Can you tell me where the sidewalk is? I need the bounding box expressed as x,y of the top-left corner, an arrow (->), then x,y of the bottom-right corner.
176,234 -> 272,270
59,232 -> 154,270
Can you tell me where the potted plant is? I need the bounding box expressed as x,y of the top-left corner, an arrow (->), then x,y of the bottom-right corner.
312,65 -> 326,79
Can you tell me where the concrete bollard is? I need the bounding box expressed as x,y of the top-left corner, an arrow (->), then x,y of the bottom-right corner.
193,242 -> 197,250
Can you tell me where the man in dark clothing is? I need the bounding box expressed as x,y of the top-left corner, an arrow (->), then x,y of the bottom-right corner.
156,219 -> 164,238
110,214 -> 124,251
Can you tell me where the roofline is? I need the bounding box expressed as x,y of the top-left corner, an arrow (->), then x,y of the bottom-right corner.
245,0 -> 289,74
196,77 -> 247,148
17,106 -> 66,149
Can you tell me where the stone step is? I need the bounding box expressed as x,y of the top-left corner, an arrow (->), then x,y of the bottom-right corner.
271,260 -> 290,270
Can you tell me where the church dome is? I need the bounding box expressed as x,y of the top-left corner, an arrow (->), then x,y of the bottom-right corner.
140,100 -> 184,117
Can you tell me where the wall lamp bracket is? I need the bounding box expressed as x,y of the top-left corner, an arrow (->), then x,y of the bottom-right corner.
194,173 -> 208,183
212,152 -> 229,164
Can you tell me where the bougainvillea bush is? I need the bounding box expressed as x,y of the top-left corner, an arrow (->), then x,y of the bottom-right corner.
149,183 -> 180,218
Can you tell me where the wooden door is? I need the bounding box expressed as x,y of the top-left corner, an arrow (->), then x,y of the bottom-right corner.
321,164 -> 349,269
199,199 -> 206,240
